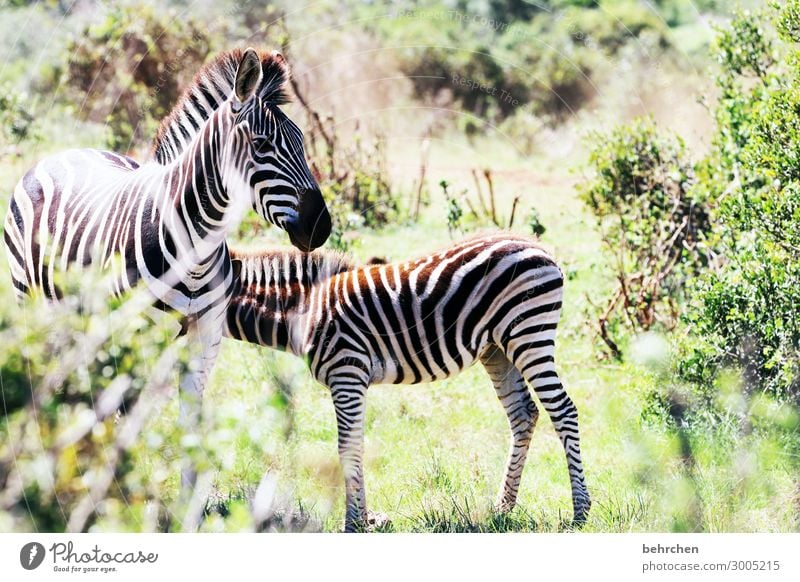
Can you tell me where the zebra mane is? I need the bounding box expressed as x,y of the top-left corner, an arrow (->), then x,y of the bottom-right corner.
151,48 -> 291,165
230,247 -> 355,287
295,249 -> 355,283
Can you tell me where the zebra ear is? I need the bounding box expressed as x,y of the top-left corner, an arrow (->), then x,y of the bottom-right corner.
234,48 -> 263,104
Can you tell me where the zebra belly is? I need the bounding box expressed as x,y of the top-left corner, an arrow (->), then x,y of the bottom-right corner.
331,296 -> 490,386
367,332 -> 486,385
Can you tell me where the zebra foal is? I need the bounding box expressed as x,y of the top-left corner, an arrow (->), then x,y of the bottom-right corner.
227,233 -> 590,531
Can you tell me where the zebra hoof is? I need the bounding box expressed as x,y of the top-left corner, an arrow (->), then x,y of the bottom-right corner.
572,501 -> 591,528
367,510 -> 391,531
493,500 -> 517,514
571,515 -> 588,529
343,511 -> 390,533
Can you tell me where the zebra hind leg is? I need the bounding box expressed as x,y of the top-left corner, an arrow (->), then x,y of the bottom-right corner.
480,345 -> 538,513
507,339 -> 591,526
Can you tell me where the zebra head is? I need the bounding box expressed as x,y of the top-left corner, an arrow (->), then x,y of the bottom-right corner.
230,49 -> 331,252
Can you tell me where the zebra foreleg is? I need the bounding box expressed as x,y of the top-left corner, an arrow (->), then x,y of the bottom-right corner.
507,339 -> 591,526
480,345 -> 539,513
178,322 -> 223,490
330,381 -> 369,532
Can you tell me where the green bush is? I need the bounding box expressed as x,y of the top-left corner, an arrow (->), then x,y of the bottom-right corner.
558,2 -> 669,54
677,2 -> 800,405
377,0 -> 670,130
378,9 -> 516,121
498,19 -> 596,119
580,118 -> 712,356
321,131 -> 398,232
0,85 -> 39,156
287,79 -> 402,244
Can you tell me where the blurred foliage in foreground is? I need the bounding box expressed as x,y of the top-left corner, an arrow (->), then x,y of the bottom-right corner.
0,269 -> 183,531
0,268 -> 318,532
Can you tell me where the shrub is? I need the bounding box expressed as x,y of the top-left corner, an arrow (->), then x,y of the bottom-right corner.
0,85 -> 39,157
677,2 -> 800,405
433,168 -> 541,236
381,0 -> 671,130
527,207 -> 546,237
499,19 -> 596,120
284,48 -> 403,246
559,2 -> 669,54
439,180 -> 463,236
61,1 -> 213,152
580,118 -> 712,357
379,9 -> 518,121
319,127 -> 398,232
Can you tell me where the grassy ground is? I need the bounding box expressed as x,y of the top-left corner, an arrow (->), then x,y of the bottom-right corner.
1,134 -> 797,533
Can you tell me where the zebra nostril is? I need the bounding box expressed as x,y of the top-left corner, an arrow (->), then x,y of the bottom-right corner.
284,216 -> 313,253
287,188 -> 330,252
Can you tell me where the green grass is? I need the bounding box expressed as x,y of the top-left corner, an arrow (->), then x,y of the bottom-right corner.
1,133 -> 797,534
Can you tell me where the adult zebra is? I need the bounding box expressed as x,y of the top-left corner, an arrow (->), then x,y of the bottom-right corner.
3,48 -> 331,487
226,233 -> 590,531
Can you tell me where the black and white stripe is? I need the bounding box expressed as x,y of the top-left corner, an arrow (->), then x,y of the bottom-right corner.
3,48 -> 331,494
227,233 -> 590,531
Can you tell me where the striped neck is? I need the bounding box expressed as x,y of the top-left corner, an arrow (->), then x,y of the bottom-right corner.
152,50 -> 240,164
164,104 -> 246,253
227,249 -> 352,353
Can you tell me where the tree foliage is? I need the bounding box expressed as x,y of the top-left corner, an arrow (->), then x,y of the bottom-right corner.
378,0 -> 669,128
0,85 -> 39,156
584,1 -> 800,407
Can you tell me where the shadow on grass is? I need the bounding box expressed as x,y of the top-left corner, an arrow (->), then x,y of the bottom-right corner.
203,485 -> 322,532
401,489 -> 652,533
404,495 -> 571,533
588,492 -> 651,532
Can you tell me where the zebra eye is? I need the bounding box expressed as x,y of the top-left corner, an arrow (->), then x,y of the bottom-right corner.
252,137 -> 272,153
